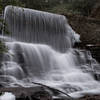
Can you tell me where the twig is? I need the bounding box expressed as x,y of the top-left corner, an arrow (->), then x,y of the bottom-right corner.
31,82 -> 74,100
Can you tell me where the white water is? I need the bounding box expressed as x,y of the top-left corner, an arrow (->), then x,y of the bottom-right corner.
0,5 -> 100,98
0,40 -> 100,98
4,6 -> 79,52
0,92 -> 15,100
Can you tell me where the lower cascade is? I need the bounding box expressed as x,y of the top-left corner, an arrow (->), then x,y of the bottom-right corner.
0,5 -> 100,98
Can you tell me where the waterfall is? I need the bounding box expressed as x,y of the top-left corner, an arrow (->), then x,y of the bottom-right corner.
4,6 -> 79,52
0,5 -> 100,98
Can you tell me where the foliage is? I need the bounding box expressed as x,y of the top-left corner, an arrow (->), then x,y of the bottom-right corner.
1,0 -> 25,8
48,3 -> 80,15
20,0 -> 47,10
48,0 -> 98,16
22,0 -> 97,16
0,0 -> 99,16
0,18 -> 10,35
0,0 -> 25,13
0,40 -> 7,53
70,0 -> 97,16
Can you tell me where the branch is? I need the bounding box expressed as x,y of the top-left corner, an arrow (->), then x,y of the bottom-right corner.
31,82 -> 74,100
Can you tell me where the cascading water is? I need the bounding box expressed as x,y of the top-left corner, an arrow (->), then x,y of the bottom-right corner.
4,6 -> 79,52
0,5 -> 100,98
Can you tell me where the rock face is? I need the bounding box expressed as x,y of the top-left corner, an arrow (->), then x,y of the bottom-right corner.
79,95 -> 100,100
63,14 -> 100,64
86,45 -> 100,63
62,14 -> 100,65
91,3 -> 100,19
65,14 -> 100,45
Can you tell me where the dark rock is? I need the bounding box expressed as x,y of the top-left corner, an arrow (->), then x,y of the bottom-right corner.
78,95 -> 100,100
86,45 -> 100,63
63,13 -> 100,45
31,91 -> 52,100
91,2 -> 100,19
0,86 -> 53,100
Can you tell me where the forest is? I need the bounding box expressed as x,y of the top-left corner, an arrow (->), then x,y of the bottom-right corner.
0,0 -> 99,16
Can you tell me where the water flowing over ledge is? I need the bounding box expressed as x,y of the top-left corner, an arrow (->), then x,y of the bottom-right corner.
4,5 -> 79,52
0,6 -> 100,99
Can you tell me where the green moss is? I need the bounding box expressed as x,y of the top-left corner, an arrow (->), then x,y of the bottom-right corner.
47,3 -> 81,15
0,40 -> 7,54
0,18 -> 11,35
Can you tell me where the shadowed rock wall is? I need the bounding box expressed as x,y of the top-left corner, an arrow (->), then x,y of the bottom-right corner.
63,14 -> 100,63
65,14 -> 100,44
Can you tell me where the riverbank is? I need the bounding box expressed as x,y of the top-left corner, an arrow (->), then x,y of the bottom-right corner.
1,86 -> 100,100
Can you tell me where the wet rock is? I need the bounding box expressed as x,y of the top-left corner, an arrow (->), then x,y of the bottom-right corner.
78,95 -> 100,100
31,91 -> 52,100
0,86 -> 53,100
63,13 -> 100,45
